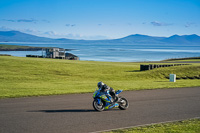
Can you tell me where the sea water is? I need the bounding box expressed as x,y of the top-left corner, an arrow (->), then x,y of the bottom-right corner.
0,42 -> 200,62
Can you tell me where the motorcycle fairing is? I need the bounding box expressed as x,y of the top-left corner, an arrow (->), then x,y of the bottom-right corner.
105,103 -> 119,109
96,98 -> 102,105
93,90 -> 100,98
100,95 -> 110,102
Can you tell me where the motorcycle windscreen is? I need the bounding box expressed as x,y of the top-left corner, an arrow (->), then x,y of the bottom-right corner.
116,90 -> 123,94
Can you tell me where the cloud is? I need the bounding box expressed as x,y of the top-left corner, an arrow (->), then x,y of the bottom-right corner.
64,34 -> 109,40
0,26 -> 13,31
65,24 -> 70,27
43,31 -> 58,37
1,18 -> 50,24
21,29 -> 61,38
1,18 -> 37,23
1,19 -> 16,22
151,21 -> 173,26
17,19 -> 37,23
65,24 -> 76,27
41,32 -> 109,40
42,19 -> 50,23
184,22 -> 195,28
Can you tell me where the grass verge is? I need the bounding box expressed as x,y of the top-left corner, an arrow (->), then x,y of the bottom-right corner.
105,118 -> 200,133
0,56 -> 200,98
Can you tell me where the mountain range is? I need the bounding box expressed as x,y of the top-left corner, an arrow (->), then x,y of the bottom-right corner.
0,30 -> 200,45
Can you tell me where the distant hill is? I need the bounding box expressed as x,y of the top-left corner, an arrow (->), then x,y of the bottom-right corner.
114,34 -> 165,44
162,34 -> 200,44
0,31 -> 55,42
0,30 -> 200,45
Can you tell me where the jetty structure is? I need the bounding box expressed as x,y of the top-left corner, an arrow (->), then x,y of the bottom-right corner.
27,47 -> 79,60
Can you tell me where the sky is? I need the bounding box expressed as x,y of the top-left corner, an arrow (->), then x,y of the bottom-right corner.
0,0 -> 200,40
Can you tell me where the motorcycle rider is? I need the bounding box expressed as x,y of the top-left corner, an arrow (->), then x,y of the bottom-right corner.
97,81 -> 116,103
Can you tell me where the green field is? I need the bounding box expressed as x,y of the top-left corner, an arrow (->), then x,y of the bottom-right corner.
105,118 -> 200,133
0,56 -> 200,98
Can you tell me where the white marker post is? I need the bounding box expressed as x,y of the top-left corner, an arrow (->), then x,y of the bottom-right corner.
169,74 -> 176,82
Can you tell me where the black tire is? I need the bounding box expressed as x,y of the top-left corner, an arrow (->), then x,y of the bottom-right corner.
93,99 -> 104,112
118,97 -> 129,110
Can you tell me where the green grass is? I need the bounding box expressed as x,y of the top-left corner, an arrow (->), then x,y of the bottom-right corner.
105,118 -> 200,133
0,56 -> 200,98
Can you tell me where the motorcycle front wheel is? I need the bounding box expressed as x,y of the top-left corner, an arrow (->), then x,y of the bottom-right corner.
118,97 -> 129,110
93,99 -> 105,112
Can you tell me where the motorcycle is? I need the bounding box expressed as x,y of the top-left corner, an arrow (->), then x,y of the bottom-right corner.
92,88 -> 129,111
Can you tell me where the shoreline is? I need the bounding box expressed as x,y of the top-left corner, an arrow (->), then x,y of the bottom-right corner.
1,44 -> 200,62
0,48 -> 43,51
0,44 -> 72,51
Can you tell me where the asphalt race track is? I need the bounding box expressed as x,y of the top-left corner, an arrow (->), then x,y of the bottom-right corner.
0,87 -> 200,133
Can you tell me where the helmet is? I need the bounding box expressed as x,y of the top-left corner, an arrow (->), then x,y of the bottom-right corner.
97,81 -> 104,89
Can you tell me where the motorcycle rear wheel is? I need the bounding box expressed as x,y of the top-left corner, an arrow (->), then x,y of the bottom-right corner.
93,99 -> 105,112
118,97 -> 129,110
